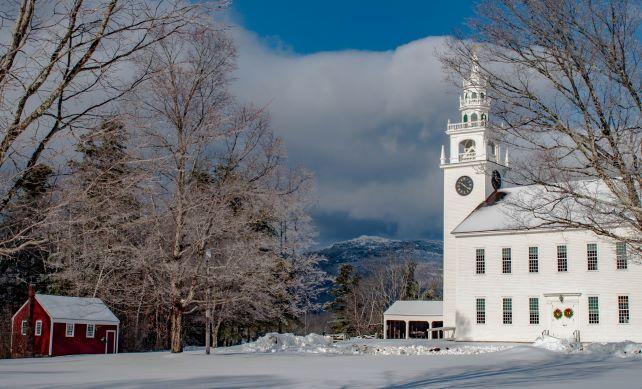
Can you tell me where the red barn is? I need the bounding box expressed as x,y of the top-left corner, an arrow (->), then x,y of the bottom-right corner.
11,292 -> 120,357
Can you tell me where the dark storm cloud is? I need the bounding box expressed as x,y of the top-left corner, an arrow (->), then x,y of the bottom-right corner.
229,28 -> 460,244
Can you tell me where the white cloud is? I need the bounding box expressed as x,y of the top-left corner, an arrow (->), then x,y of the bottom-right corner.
228,27 -> 459,240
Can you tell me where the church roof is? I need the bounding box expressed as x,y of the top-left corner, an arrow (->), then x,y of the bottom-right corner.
384,300 -> 443,317
452,179 -> 611,235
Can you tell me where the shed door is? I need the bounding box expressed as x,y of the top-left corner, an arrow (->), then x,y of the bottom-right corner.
106,330 -> 116,354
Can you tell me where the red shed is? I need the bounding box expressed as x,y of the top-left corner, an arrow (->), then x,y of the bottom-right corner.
11,293 -> 120,358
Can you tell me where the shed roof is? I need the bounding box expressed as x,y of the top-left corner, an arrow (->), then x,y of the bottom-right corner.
384,300 -> 443,317
36,294 -> 119,323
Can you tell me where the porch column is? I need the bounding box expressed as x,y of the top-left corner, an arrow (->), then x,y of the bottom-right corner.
383,320 -> 387,339
405,320 -> 410,339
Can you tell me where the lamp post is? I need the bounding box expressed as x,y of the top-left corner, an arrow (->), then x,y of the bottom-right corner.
205,249 -> 212,355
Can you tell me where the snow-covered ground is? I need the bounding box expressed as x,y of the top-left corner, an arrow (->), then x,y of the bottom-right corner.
1,334 -> 641,388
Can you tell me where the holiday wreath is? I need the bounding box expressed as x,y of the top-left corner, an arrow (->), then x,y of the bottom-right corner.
564,308 -> 574,318
553,308 -> 563,319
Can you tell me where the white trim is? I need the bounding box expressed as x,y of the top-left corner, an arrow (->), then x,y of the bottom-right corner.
51,318 -> 119,325
543,293 -> 582,297
48,321 -> 54,356
65,323 -> 74,337
105,330 -> 116,354
452,226 -> 584,237
86,323 -> 95,338
35,320 -> 42,336
116,325 -> 119,353
440,159 -> 505,170
10,300 -> 29,322
34,295 -> 54,321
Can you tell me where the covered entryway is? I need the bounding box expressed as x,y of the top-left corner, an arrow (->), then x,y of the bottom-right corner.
386,320 -> 406,339
544,293 -> 580,341
431,321 -> 444,339
383,301 -> 443,339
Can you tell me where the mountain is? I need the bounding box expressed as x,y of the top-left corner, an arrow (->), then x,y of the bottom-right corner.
313,235 -> 443,276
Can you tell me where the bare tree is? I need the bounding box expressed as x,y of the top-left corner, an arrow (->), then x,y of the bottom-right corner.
129,22 -> 321,352
441,0 -> 641,256
336,255 -> 439,337
0,0 -> 203,257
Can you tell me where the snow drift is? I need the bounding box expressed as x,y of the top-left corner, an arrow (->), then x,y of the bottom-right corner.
533,335 -> 642,358
238,333 -> 512,356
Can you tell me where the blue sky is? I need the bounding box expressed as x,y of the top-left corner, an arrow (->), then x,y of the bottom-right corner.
231,1 -> 474,54
228,1 -> 476,246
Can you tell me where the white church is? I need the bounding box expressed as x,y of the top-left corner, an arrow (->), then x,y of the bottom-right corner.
436,66 -> 642,343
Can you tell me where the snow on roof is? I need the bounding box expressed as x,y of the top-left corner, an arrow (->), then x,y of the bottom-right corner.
384,300 -> 443,317
452,180 -> 613,234
36,294 -> 119,323
452,186 -> 532,234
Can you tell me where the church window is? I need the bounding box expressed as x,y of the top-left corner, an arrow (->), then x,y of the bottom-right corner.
459,139 -> 476,161
471,92 -> 477,99
588,296 -> 599,324
528,247 -> 539,273
557,245 -> 568,272
463,114 -> 468,123
616,242 -> 628,270
480,92 -> 485,98
481,113 -> 486,121
618,296 -> 630,324
502,247 -> 512,274
21,320 -> 27,335
476,298 -> 486,324
475,248 -> 485,274
471,112 -> 479,122
35,320 -> 42,336
502,298 -> 512,324
529,298 -> 539,324
587,243 -> 598,271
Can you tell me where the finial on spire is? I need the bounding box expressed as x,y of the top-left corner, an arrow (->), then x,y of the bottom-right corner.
440,145 -> 446,165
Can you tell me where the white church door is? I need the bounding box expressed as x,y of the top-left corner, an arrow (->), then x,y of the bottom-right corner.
546,294 -> 580,339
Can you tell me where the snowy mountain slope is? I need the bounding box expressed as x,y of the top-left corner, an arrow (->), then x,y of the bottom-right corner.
313,235 -> 443,276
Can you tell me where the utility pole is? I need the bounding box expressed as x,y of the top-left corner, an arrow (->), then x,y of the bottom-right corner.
205,249 -> 212,355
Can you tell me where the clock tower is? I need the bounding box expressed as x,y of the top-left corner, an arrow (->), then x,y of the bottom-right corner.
439,61 -> 508,329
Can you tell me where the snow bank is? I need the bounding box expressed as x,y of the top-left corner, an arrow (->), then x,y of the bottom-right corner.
336,343 -> 511,356
240,333 -> 334,353
583,342 -> 642,358
238,333 -> 512,356
533,335 -> 642,358
532,335 -> 579,352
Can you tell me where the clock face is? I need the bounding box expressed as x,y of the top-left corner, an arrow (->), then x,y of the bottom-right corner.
455,176 -> 474,196
492,170 -> 502,190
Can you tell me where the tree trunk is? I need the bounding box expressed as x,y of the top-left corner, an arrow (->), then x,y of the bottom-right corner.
213,320 -> 221,349
170,305 -> 184,353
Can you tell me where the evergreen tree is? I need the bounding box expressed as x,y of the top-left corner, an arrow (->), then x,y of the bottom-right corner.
0,164 -> 53,357
328,264 -> 359,333
50,118 -> 144,300
402,261 -> 419,300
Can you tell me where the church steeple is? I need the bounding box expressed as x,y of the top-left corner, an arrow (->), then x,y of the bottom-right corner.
439,55 -> 508,332
440,58 -> 505,166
